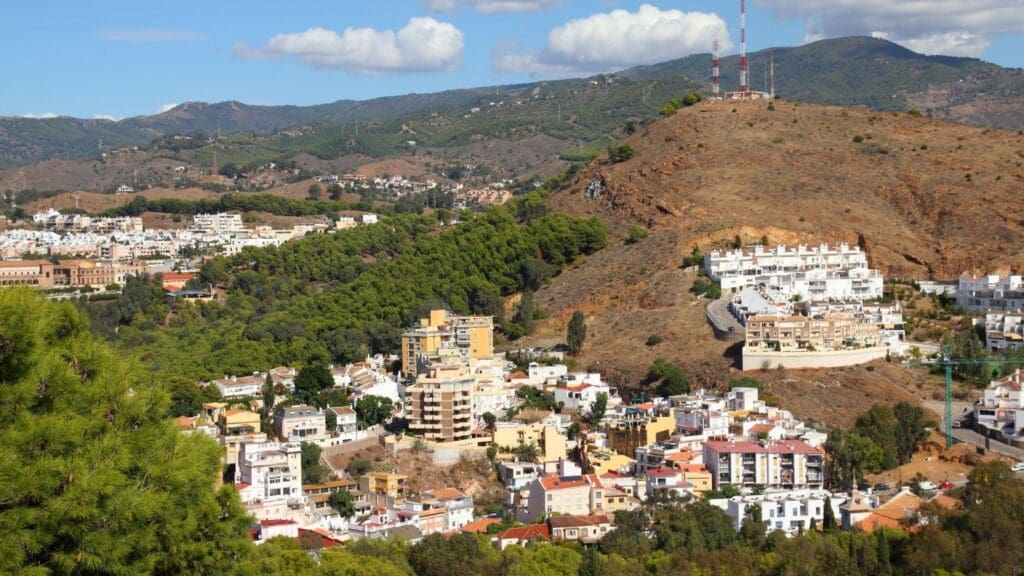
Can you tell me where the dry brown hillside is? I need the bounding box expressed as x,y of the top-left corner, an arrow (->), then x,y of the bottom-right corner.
528,101 -> 1024,426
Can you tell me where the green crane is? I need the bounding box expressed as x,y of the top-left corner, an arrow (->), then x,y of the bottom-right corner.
909,346 -> 1018,448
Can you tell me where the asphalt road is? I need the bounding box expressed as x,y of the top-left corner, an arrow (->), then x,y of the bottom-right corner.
706,296 -> 744,340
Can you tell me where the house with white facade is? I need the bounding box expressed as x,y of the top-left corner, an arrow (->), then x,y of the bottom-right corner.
710,490 -> 844,536
974,370 -> 1024,444
236,441 -> 304,519
985,312 -> 1024,352
957,274 -> 1024,312
272,405 -> 328,444
703,440 -> 825,491
705,243 -> 881,301
554,374 -> 619,415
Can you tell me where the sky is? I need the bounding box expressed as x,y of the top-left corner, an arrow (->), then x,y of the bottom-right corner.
1,0 -> 1022,120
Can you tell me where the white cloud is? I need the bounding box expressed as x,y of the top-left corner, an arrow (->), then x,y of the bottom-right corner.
755,0 -> 1023,57
422,0 -> 561,13
234,18 -> 463,75
157,103 -> 179,114
93,114 -> 118,121
494,4 -> 731,77
17,112 -> 59,119
97,29 -> 206,42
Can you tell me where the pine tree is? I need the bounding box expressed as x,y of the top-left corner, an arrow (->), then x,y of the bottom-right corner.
0,289 -> 251,574
566,310 -> 587,355
822,497 -> 838,532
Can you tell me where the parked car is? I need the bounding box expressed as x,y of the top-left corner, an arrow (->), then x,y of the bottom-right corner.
1012,462 -> 1024,473
917,481 -> 938,491
938,482 -> 954,490
873,483 -> 891,492
857,482 -> 871,491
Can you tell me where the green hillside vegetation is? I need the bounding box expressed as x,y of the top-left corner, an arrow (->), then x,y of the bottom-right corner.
84,197 -> 606,387
99,193 -> 378,218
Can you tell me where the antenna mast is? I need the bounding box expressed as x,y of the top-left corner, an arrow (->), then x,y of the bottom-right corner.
739,0 -> 748,92
712,39 -> 721,97
770,49 -> 776,99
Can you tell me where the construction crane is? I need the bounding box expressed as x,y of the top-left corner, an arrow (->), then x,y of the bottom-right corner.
908,347 -> 1019,448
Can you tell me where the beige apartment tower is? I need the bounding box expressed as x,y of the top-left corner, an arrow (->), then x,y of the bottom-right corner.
400,309 -> 494,376
406,364 -> 475,443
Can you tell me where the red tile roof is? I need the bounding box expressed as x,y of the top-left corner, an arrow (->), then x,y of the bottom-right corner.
497,524 -> 550,542
704,439 -> 821,455
297,528 -> 343,548
539,475 -> 588,491
549,514 -> 611,528
646,468 -> 681,478
462,518 -> 502,534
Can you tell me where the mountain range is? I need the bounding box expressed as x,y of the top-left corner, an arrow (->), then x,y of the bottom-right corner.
1,36 -> 1022,173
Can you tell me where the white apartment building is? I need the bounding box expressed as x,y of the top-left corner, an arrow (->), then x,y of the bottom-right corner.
190,213 -> 245,235
703,440 -> 825,490
705,243 -> 881,301
519,474 -> 605,523
974,370 -> 1024,443
237,441 -> 303,505
985,312 -> 1024,351
210,374 -> 264,398
710,490 -> 844,536
272,405 -> 327,443
957,274 -> 1024,312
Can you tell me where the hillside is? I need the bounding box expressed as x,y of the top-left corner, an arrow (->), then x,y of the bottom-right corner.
624,36 -> 1024,129
528,100 -> 1024,424
2,37 -> 1022,176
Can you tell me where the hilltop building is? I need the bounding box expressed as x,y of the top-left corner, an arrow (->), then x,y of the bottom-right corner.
400,309 -> 493,376
956,274 -> 1024,312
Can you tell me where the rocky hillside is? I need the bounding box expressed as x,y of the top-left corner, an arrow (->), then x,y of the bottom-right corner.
526,101 -> 1024,424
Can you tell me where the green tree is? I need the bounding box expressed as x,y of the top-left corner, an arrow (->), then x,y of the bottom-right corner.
893,401 -> 930,465
329,490 -> 356,518
355,396 -> 393,428
825,428 -> 884,490
347,458 -> 372,478
0,289 -> 252,574
854,404 -> 899,469
644,359 -> 689,396
168,379 -> 204,417
308,182 -> 323,200
514,442 -> 540,463
682,91 -> 703,106
590,392 -> 609,424
327,183 -> 344,200
566,311 -> 587,355
300,442 -> 331,485
608,144 -> 634,163
515,292 -> 537,335
483,411 -> 497,430
822,497 -> 837,532
295,363 -> 334,405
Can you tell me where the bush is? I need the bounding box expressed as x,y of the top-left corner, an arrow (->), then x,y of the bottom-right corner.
682,92 -> 703,107
690,278 -> 721,299
646,335 -> 663,347
852,135 -> 864,143
906,109 -> 923,117
626,226 -> 649,244
608,144 -> 634,163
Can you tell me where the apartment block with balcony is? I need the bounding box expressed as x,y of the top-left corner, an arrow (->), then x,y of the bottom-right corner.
703,440 -> 825,491
974,370 -> 1024,444
400,309 -> 494,376
492,421 -> 567,462
237,441 -> 303,507
272,405 -> 327,443
709,489 -> 844,536
957,274 -> 1024,313
704,243 -> 877,298
407,364 -> 475,443
985,312 -> 1024,352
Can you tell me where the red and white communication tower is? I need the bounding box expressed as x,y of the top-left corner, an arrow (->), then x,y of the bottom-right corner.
739,0 -> 748,92
712,39 -> 721,97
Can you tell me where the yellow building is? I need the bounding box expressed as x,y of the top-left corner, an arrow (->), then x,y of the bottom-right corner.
401,309 -> 494,376
358,472 -> 409,501
585,447 -> 635,476
606,416 -> 676,457
492,421 -> 567,462
407,364 -> 476,443
217,409 -> 261,436
602,487 -> 641,513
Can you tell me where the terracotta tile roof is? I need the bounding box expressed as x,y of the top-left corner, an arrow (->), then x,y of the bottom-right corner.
747,424 -> 778,435
646,468 -> 680,478
873,491 -> 925,522
296,528 -> 343,548
303,479 -> 356,491
539,475 -> 588,491
549,514 -> 611,528
462,518 -> 501,534
497,524 -> 550,542
428,488 -> 466,500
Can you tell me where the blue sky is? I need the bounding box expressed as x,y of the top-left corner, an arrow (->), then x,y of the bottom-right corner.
1,0 -> 1022,119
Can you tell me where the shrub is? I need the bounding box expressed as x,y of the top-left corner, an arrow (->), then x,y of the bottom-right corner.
626,226 -> 649,244
608,144 -> 634,163
682,92 -> 703,107
906,109 -> 923,117
852,135 -> 864,143
646,335 -> 663,347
